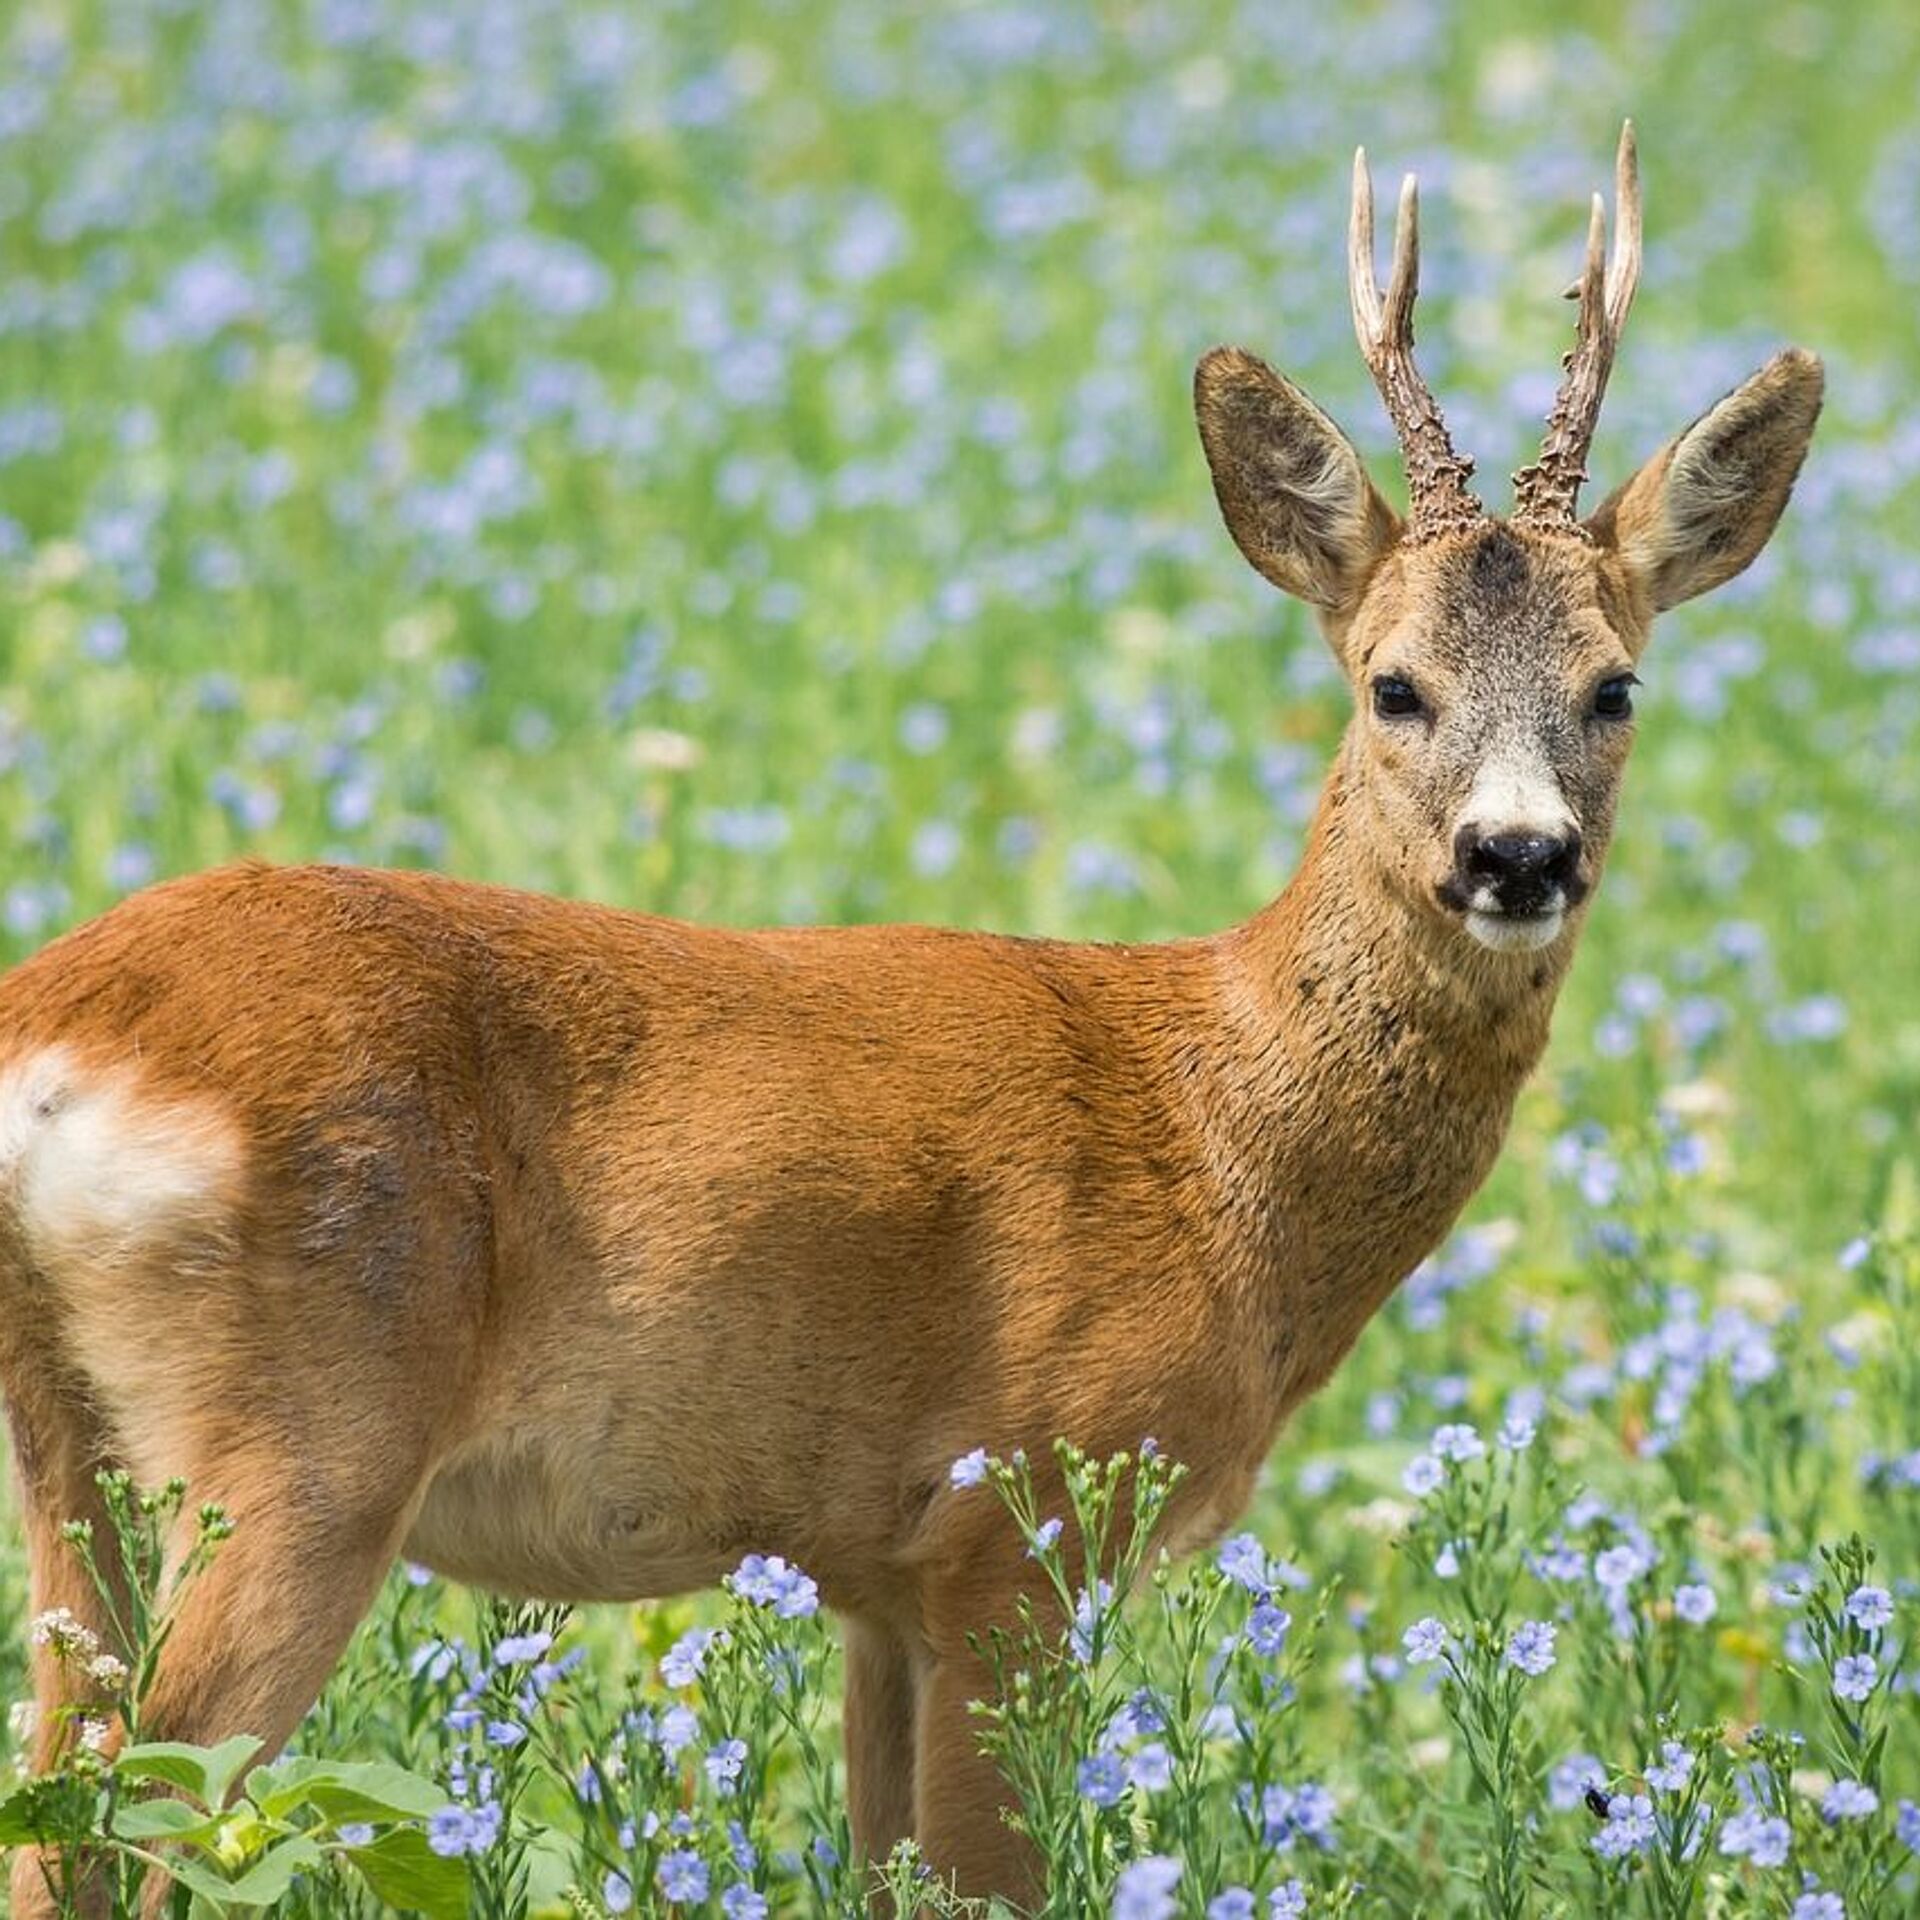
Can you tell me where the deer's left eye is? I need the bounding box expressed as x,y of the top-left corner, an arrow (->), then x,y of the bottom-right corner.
1372,675 -> 1424,719
1593,674 -> 1637,720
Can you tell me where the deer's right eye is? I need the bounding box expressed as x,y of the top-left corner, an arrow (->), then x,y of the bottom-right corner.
1372,675 -> 1424,719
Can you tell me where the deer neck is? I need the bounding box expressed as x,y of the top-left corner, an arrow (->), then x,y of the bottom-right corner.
1204,737 -> 1574,1407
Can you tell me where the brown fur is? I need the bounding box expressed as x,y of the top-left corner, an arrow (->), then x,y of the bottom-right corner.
0,342 -> 1821,1912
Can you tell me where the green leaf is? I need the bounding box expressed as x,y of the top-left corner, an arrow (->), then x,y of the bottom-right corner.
199,1736 -> 267,1810
219,1832 -> 324,1904
248,1756 -> 447,1825
115,1736 -> 261,1809
115,1744 -> 215,1804
345,1825 -> 470,1920
160,1831 -> 323,1911
110,1798 -> 227,1844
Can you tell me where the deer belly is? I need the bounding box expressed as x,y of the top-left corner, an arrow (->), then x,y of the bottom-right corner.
402,1419 -> 751,1604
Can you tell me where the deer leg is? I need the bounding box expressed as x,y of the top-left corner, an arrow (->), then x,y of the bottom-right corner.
132,1447 -> 418,1755
910,1648 -> 1040,1910
843,1614 -> 918,1873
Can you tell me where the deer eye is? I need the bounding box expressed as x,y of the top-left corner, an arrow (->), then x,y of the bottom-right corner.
1371,675 -> 1424,719
1593,674 -> 1638,720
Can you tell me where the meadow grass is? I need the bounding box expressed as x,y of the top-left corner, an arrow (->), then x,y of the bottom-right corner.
2,0 -> 1920,1913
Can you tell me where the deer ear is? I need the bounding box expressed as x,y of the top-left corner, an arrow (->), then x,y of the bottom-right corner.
1194,346 -> 1401,614
1587,348 -> 1824,613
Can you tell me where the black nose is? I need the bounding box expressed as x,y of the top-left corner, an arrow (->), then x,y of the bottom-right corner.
1456,827 -> 1580,907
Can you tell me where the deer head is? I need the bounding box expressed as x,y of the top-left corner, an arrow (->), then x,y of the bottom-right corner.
1195,125 -> 1823,955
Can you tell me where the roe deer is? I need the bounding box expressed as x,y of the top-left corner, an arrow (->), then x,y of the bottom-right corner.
0,124 -> 1822,1912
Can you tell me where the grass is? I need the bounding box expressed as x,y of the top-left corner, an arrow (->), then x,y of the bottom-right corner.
3,0 -> 1920,1913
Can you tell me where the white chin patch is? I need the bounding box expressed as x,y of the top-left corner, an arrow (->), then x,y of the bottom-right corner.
1465,907 -> 1565,953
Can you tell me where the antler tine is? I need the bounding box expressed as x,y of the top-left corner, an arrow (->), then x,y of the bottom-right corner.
1381,173 -> 1421,347
1347,148 -> 1483,542
1513,121 -> 1643,531
1348,147 -> 1383,347
1606,119 -> 1642,331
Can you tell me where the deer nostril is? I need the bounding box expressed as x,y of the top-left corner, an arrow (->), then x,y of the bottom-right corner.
1460,829 -> 1580,888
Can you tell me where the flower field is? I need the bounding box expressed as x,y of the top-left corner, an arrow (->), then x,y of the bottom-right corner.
2,0 -> 1919,1913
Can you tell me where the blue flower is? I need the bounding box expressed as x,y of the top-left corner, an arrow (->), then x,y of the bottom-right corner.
1208,1891 -> 1256,1920
1550,1753 -> 1606,1811
603,1870 -> 633,1914
705,1738 -> 749,1794
1506,1621 -> 1556,1676
427,1807 -> 474,1858
730,1553 -> 820,1618
720,1888 -> 767,1919
662,1627 -> 721,1688
1593,1794 -> 1656,1860
1673,1583 -> 1717,1624
1646,1741 -> 1693,1792
1078,1752 -> 1128,1807
658,1704 -> 700,1757
1594,1544 -> 1650,1591
1403,1617 -> 1448,1665
1269,1884 -> 1306,1919
1823,1780 -> 1879,1821
1217,1533 -> 1272,1593
949,1449 -> 989,1488
1845,1585 -> 1893,1631
1112,1855 -> 1181,1919
1719,1810 -> 1791,1867
1791,1894 -> 1844,1920
492,1631 -> 553,1667
657,1849 -> 710,1903
1070,1581 -> 1114,1662
1247,1603 -> 1292,1658
1898,1799 -> 1920,1851
1126,1743 -> 1173,1792
1430,1423 -> 1484,1462
1402,1453 -> 1444,1497
1833,1654 -> 1878,1702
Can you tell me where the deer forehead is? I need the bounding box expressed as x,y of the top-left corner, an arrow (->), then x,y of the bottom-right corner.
1354,525 -> 1631,685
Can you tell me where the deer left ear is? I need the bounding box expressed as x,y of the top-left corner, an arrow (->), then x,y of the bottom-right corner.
1587,348 -> 1824,612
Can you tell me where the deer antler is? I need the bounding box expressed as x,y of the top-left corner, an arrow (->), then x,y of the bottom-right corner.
1348,149 -> 1485,542
1511,121 -> 1643,531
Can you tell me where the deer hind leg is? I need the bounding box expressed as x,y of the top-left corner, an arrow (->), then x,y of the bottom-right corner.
843,1614 -> 919,1875
0,1049 -> 477,1913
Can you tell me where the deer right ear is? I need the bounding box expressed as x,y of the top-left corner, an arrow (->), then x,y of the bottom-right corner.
1194,346 -> 1402,614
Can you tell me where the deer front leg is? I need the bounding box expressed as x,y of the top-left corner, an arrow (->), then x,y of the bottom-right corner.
911,1647 -> 1040,1910
843,1614 -> 918,1871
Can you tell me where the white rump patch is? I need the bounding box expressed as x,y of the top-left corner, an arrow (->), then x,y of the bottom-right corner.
0,1047 -> 242,1271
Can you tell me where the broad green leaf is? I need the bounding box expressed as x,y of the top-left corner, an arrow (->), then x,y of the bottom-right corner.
110,1797 -> 226,1843
198,1736 -> 267,1811
346,1825 -> 470,1920
248,1756 -> 446,1824
114,1744 -> 214,1804
168,1832 -> 323,1908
